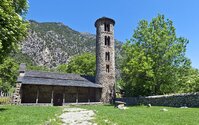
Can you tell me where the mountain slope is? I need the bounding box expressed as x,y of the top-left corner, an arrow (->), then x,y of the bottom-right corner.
16,20 -> 122,68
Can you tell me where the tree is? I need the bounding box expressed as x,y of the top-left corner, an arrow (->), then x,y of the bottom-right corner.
0,0 -> 28,92
56,64 -> 68,73
0,57 -> 18,93
0,0 -> 28,63
121,14 -> 191,96
178,68 -> 199,93
66,53 -> 96,76
27,65 -> 53,72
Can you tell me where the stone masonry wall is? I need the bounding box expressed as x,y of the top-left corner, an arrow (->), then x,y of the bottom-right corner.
116,92 -> 199,107
95,17 -> 115,103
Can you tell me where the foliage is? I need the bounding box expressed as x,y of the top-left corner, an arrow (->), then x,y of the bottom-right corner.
121,14 -> 191,96
178,68 -> 199,93
0,105 -> 62,125
0,97 -> 11,104
0,0 -> 29,63
56,64 -> 68,73
0,0 -> 28,92
0,57 -> 18,93
83,105 -> 199,125
12,0 -> 29,15
11,52 -> 35,66
27,65 -> 53,72
23,52 -> 96,77
66,53 -> 96,76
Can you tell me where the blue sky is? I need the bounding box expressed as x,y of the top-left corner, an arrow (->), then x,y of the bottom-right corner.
27,0 -> 199,69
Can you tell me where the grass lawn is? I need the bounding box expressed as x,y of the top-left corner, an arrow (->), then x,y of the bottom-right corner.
0,105 -> 62,125
1,105 -> 199,125
82,105 -> 199,125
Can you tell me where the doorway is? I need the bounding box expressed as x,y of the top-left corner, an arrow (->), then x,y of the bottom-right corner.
53,93 -> 63,106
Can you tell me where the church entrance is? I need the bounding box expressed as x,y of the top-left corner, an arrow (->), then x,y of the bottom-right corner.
53,93 -> 63,106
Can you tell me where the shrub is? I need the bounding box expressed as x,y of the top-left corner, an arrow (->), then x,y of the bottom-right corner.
0,97 -> 11,104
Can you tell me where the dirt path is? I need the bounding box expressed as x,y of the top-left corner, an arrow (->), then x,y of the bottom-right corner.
59,108 -> 97,125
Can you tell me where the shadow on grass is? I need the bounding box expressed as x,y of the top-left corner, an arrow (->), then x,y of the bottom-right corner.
0,108 -> 8,112
103,104 -> 114,107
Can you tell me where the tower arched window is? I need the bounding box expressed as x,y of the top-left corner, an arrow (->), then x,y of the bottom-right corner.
105,36 -> 110,46
104,23 -> 110,32
106,65 -> 110,73
105,52 -> 110,61
107,36 -> 110,46
105,36 -> 107,45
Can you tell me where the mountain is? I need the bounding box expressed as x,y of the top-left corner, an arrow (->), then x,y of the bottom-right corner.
14,20 -> 123,68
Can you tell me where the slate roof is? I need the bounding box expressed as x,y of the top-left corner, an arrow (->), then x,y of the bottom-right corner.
17,70 -> 102,88
95,17 -> 115,27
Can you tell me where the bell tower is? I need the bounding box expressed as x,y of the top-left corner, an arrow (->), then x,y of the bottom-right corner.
95,17 -> 115,103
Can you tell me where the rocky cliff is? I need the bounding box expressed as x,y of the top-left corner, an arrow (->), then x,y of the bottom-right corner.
15,20 -> 122,68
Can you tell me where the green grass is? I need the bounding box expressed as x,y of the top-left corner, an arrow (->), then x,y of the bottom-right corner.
0,105 -> 62,125
81,105 -> 199,125
1,105 -> 199,125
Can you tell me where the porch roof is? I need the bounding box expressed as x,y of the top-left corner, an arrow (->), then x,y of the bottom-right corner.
17,71 -> 102,88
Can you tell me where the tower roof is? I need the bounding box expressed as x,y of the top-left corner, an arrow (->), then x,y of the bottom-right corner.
95,17 -> 115,27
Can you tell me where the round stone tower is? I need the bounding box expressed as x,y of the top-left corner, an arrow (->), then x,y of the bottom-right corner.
95,17 -> 115,103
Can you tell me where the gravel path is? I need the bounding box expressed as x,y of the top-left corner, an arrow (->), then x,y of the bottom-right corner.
59,108 -> 97,125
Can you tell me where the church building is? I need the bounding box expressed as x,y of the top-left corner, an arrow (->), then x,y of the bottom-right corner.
13,17 -> 116,106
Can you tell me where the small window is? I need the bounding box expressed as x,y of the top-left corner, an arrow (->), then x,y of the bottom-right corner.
105,36 -> 110,46
105,52 -> 110,61
106,65 -> 110,73
107,36 -> 110,46
104,23 -> 110,32
105,36 -> 107,45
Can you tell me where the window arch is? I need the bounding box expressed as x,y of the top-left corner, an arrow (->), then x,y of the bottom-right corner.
105,36 -> 110,46
105,52 -> 110,61
106,65 -> 110,73
104,23 -> 110,32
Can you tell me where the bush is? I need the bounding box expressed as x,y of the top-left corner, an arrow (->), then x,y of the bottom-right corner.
0,97 -> 11,104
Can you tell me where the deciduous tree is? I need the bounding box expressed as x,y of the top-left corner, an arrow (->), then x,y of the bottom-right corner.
0,58 -> 18,92
121,15 -> 191,96
0,0 -> 28,62
66,53 -> 96,76
0,0 -> 28,92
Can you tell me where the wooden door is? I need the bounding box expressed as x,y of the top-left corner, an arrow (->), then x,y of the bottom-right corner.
53,93 -> 63,106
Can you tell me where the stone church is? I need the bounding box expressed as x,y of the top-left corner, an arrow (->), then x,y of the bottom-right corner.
13,17 -> 116,106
